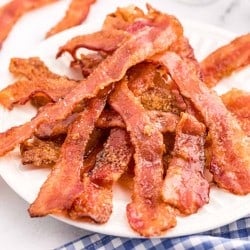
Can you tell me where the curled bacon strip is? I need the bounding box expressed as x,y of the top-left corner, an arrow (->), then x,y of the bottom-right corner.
29,94 -> 107,216
162,113 -> 209,215
0,13 -> 182,156
46,0 -> 96,38
0,0 -> 58,49
201,33 -> 250,87
57,29 -> 129,59
157,52 -> 250,195
109,80 -> 176,237
70,128 -> 133,223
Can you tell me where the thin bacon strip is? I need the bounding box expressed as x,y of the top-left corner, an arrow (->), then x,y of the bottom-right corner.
28,94 -> 106,216
221,89 -> 250,136
70,128 -> 133,223
201,33 -> 250,87
109,80 -> 176,237
46,0 -> 96,38
157,52 -> 250,195
162,113 -> 209,215
0,0 -> 58,48
57,29 -> 129,59
0,78 -> 79,109
0,14 -> 182,157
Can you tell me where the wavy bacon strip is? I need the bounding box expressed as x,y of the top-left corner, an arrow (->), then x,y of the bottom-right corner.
57,29 -> 129,59
201,33 -> 250,87
222,89 -> 250,136
162,113 -> 209,215
28,94 -> 107,216
0,12 -> 182,157
46,0 -> 95,38
0,0 -> 58,49
157,52 -> 250,195
70,128 -> 133,223
109,80 -> 176,237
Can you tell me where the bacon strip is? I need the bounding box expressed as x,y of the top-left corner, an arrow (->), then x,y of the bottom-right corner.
0,78 -> 79,109
157,52 -> 250,195
222,89 -> 250,136
70,128 -> 133,223
57,29 -> 129,59
9,57 -> 59,79
162,113 -> 209,215
28,94 -> 106,216
201,33 -> 250,87
109,80 -> 176,237
0,57 -> 79,109
46,0 -> 96,38
0,0 -> 58,49
0,14 -> 182,156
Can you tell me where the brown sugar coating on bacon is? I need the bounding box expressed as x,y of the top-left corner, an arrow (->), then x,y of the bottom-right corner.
162,113 -> 209,215
0,0 -> 58,49
201,33 -> 250,87
109,80 -> 176,237
20,137 -> 62,168
28,95 -> 106,217
9,57 -> 59,79
157,52 -> 250,195
70,128 -> 133,223
46,0 -> 96,38
221,89 -> 250,136
0,12 -> 182,157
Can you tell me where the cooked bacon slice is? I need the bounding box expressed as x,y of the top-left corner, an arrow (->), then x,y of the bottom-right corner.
9,57 -> 59,79
57,29 -> 129,59
0,0 -> 58,49
201,33 -> 250,87
0,78 -> 79,109
162,113 -> 209,215
222,89 -> 250,136
46,0 -> 95,38
20,137 -> 62,168
0,14 -> 182,157
28,95 -> 106,216
156,52 -> 250,195
109,80 -> 176,237
0,57 -> 79,109
70,128 -> 133,223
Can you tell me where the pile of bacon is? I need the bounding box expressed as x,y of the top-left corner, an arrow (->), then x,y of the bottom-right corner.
0,5 -> 250,237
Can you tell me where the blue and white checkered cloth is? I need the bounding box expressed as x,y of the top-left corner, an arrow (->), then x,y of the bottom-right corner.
56,216 -> 250,250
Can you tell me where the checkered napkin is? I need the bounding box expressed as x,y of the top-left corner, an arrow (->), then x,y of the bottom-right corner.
56,216 -> 250,250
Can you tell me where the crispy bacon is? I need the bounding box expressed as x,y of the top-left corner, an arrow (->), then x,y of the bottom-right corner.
222,89 -> 250,136
20,137 -> 62,168
9,57 -> 59,79
201,33 -> 250,87
46,0 -> 95,38
162,113 -> 209,215
109,80 -> 176,237
70,128 -> 133,223
0,0 -> 58,49
0,57 -> 79,109
57,29 -> 129,59
0,13 -> 182,156
28,95 -> 107,216
157,52 -> 250,195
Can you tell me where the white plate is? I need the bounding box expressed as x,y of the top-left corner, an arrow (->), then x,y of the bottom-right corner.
0,3 -> 250,238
